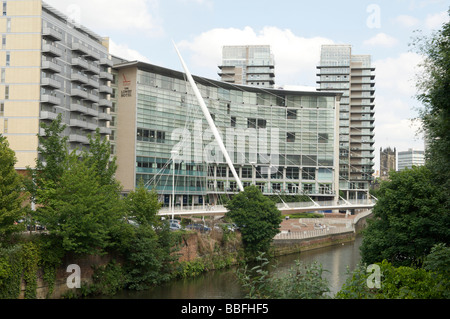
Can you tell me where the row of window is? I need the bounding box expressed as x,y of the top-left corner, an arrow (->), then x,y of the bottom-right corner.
136,128 -> 166,143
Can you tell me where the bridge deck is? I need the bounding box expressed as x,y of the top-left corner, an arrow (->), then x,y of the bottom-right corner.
159,200 -> 375,217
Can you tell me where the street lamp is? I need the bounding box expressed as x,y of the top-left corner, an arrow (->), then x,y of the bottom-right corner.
171,150 -> 178,220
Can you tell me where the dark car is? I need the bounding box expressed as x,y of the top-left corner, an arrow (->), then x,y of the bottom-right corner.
186,223 -> 211,232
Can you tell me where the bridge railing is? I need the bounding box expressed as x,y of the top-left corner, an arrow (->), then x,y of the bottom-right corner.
274,226 -> 352,240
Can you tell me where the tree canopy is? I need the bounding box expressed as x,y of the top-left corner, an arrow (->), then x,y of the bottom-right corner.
226,185 -> 282,257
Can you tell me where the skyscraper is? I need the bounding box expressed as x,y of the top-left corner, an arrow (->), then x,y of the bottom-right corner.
317,44 -> 375,199
218,45 -> 275,88
0,0 -> 113,172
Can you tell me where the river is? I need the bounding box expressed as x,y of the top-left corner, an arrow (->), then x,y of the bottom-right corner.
109,235 -> 363,299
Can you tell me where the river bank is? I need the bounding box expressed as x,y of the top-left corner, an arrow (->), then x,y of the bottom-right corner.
20,210 -> 372,299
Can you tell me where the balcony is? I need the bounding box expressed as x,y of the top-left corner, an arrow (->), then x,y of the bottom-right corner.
99,71 -> 113,81
85,79 -> 99,89
41,60 -> 61,73
71,58 -> 89,70
71,73 -> 89,84
86,64 -> 100,75
42,27 -> 62,41
99,85 -> 112,94
42,44 -> 62,57
40,110 -> 58,120
99,57 -> 113,67
99,127 -> 112,135
87,93 -> 100,103
41,77 -> 61,89
71,43 -> 100,61
41,94 -> 61,105
85,122 -> 97,131
70,119 -> 88,129
69,134 -> 89,144
70,103 -> 88,114
70,88 -> 88,99
85,107 -> 99,117
99,99 -> 112,108
98,112 -> 112,121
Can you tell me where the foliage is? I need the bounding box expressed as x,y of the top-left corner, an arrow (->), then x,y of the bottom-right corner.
423,243 -> 450,277
123,224 -> 175,290
413,12 -> 450,209
336,260 -> 449,299
25,114 -> 68,199
360,166 -> 449,267
226,185 -> 283,258
288,213 -> 324,219
35,153 -> 125,255
236,253 -> 330,299
124,179 -> 161,226
88,260 -> 127,296
0,134 -> 26,240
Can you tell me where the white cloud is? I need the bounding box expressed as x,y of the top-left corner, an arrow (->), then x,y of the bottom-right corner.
393,15 -> 420,28
109,40 -> 151,63
373,52 -> 424,96
425,11 -> 449,30
363,33 -> 398,47
44,0 -> 164,36
177,26 -> 334,86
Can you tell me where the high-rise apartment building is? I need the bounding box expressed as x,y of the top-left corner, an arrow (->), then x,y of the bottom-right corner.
218,45 -> 275,88
0,0 -> 113,172
113,60 -> 340,207
317,45 -> 375,199
398,148 -> 425,171
380,147 -> 396,179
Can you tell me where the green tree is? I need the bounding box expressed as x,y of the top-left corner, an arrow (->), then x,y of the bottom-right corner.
122,180 -> 178,290
124,179 -> 161,226
35,153 -> 124,255
0,134 -> 26,240
26,114 -> 68,196
360,166 -> 449,267
226,185 -> 283,257
413,11 -> 450,208
81,129 -> 118,187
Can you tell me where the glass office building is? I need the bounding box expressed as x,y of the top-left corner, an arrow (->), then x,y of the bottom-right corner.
113,61 -> 340,206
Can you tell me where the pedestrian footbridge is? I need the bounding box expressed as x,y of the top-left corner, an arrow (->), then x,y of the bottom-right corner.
158,198 -> 376,217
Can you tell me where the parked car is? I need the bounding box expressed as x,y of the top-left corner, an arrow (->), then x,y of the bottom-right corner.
169,222 -> 183,231
186,223 -> 211,232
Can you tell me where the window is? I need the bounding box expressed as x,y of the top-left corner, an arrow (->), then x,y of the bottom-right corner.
302,168 -> 315,180
286,132 -> 295,142
3,119 -> 7,133
2,35 -> 5,49
137,128 -> 163,143
6,18 -> 10,32
6,51 -> 10,66
247,118 -> 256,128
318,133 -> 329,143
0,102 -> 4,116
1,68 -> 5,83
2,2 -> 6,16
4,85 -> 9,99
227,103 -> 230,115
241,167 -> 252,179
287,109 -> 297,119
231,116 -> 236,127
257,119 -> 266,129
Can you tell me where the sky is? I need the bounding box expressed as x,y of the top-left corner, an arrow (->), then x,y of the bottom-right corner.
45,0 -> 449,172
